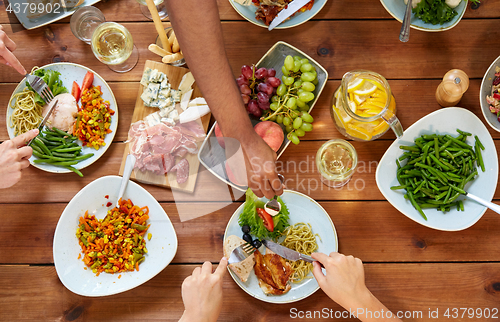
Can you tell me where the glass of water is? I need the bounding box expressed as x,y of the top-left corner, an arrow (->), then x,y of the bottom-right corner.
70,6 -> 106,44
136,0 -> 168,21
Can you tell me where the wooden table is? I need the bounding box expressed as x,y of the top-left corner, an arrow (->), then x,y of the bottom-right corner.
1,0 -> 500,320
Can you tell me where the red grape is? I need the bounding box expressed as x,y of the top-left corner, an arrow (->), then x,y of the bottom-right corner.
240,84 -> 251,95
258,101 -> 270,110
255,67 -> 268,79
247,100 -> 261,117
258,83 -> 273,96
241,65 -> 253,79
241,94 -> 250,104
236,75 -> 248,86
268,68 -> 276,77
267,76 -> 281,88
257,92 -> 269,103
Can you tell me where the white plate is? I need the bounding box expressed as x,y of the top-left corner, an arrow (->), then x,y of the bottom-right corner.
479,54 -> 500,133
376,108 -> 498,231
229,0 -> 327,29
379,0 -> 466,32
224,190 -> 338,303
6,62 -> 118,174
9,0 -> 101,30
53,175 -> 178,297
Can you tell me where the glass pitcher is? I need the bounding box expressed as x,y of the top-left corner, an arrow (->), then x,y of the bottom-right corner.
331,70 -> 403,141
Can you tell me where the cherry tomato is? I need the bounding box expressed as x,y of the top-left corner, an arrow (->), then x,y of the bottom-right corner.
71,81 -> 81,102
81,71 -> 94,93
256,208 -> 274,232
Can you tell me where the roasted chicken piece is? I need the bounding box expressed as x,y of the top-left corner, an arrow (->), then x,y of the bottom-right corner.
254,249 -> 293,295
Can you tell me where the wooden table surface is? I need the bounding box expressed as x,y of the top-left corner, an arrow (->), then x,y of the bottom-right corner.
1,0 -> 500,321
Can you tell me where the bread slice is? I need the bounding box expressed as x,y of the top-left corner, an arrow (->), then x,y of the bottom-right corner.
224,235 -> 255,283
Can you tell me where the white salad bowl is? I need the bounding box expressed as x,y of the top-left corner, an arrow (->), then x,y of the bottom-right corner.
376,108 -> 498,231
53,175 -> 178,296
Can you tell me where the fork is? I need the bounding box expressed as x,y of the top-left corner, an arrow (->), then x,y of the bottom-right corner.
228,243 -> 255,265
25,73 -> 54,103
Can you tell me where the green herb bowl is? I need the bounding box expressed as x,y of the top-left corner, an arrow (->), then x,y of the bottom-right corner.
380,0 -> 467,32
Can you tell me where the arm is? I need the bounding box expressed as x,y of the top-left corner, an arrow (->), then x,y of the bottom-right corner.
312,252 -> 402,322
179,257 -> 228,322
0,25 -> 26,75
0,129 -> 38,189
165,0 -> 283,199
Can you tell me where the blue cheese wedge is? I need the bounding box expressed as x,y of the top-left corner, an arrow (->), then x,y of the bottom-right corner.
140,68 -> 152,87
171,89 -> 181,103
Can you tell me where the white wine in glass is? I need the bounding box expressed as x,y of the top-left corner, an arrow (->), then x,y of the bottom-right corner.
136,0 -> 168,20
91,22 -> 139,73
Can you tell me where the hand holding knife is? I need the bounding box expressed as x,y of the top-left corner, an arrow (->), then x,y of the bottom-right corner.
262,239 -> 325,268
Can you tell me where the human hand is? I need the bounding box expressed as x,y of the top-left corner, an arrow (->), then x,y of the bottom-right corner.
312,252 -> 370,310
179,257 -> 228,322
0,129 -> 38,189
0,25 -> 26,75
241,134 -> 283,199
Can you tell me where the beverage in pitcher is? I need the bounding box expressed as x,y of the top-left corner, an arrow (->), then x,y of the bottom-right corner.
331,70 -> 402,141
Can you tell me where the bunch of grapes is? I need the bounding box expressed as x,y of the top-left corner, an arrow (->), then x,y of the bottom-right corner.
261,55 -> 317,145
236,65 -> 282,118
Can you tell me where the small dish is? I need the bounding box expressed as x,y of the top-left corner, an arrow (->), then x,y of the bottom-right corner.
479,54 -> 500,132
379,0 -> 466,32
6,62 -> 118,174
229,0 -> 327,30
10,0 -> 101,30
376,107 -> 498,231
224,190 -> 338,303
53,175 -> 178,297
198,41 -> 328,191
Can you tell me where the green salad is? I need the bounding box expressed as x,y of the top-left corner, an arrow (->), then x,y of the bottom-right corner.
26,69 -> 68,105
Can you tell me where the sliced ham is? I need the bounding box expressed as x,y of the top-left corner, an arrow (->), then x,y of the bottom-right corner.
170,158 -> 189,184
127,119 -> 204,182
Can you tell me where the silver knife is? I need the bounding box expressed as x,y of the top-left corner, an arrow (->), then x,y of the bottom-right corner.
262,239 -> 314,263
28,99 -> 58,146
268,0 -> 311,31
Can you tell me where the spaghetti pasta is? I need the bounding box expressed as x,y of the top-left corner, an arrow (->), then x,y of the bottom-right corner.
8,88 -> 43,136
280,222 -> 320,283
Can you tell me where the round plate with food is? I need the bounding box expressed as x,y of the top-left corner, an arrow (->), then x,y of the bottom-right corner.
53,175 -> 178,297
229,0 -> 328,30
6,62 -> 118,175
223,189 -> 338,304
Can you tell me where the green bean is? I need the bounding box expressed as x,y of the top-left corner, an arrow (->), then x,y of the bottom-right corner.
33,138 -> 53,156
445,135 -> 472,149
400,145 -> 420,152
53,147 -> 82,153
64,166 -> 83,177
438,139 -> 452,152
407,191 -> 427,220
457,129 -> 472,137
443,188 -> 452,204
475,135 -> 485,150
391,185 -> 408,190
475,142 -> 485,172
33,160 -> 79,166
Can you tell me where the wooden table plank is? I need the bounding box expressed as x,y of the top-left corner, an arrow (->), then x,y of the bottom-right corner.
0,263 -> 499,321
0,0 -> 499,25
1,20 -> 500,84
3,201 -> 500,264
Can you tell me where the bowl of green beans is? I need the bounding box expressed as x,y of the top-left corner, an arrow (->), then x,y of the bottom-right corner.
376,107 -> 498,231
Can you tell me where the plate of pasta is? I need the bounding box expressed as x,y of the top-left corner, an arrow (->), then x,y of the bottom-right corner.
6,62 -> 118,175
223,190 -> 338,303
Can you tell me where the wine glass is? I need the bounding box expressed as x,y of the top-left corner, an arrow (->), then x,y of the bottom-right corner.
91,22 -> 139,73
136,0 -> 168,21
70,6 -> 106,44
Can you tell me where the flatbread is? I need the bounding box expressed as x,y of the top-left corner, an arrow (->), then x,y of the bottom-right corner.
224,235 -> 255,283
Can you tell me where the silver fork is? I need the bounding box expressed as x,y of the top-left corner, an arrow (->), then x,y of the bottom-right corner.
228,243 -> 255,265
25,73 -> 55,103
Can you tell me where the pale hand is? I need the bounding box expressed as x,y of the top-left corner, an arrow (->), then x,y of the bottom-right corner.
0,129 -> 38,189
0,25 -> 26,75
179,257 -> 228,322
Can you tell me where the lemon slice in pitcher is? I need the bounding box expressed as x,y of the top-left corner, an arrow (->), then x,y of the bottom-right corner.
347,78 -> 364,92
354,82 -> 377,96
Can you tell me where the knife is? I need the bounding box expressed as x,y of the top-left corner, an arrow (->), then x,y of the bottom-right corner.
28,99 -> 58,146
262,239 -> 315,263
268,0 -> 311,31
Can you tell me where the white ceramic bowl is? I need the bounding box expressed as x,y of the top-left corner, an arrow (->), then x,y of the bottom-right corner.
53,176 -> 178,296
376,108 -> 498,231
480,55 -> 500,132
379,0 -> 466,32
224,190 -> 338,303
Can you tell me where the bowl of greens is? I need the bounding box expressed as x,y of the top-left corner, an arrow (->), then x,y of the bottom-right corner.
376,107 -> 498,231
380,0 -> 470,32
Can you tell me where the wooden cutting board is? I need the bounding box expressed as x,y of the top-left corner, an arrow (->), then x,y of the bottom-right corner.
119,60 -> 211,193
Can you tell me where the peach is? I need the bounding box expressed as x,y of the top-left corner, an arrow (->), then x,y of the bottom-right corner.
214,123 -> 225,149
254,121 -> 284,152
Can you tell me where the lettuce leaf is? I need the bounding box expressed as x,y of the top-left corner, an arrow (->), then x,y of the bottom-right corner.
238,188 -> 290,240
412,0 -> 457,25
26,69 -> 68,105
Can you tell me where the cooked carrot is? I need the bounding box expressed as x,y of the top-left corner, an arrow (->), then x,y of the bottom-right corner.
75,198 -> 150,275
